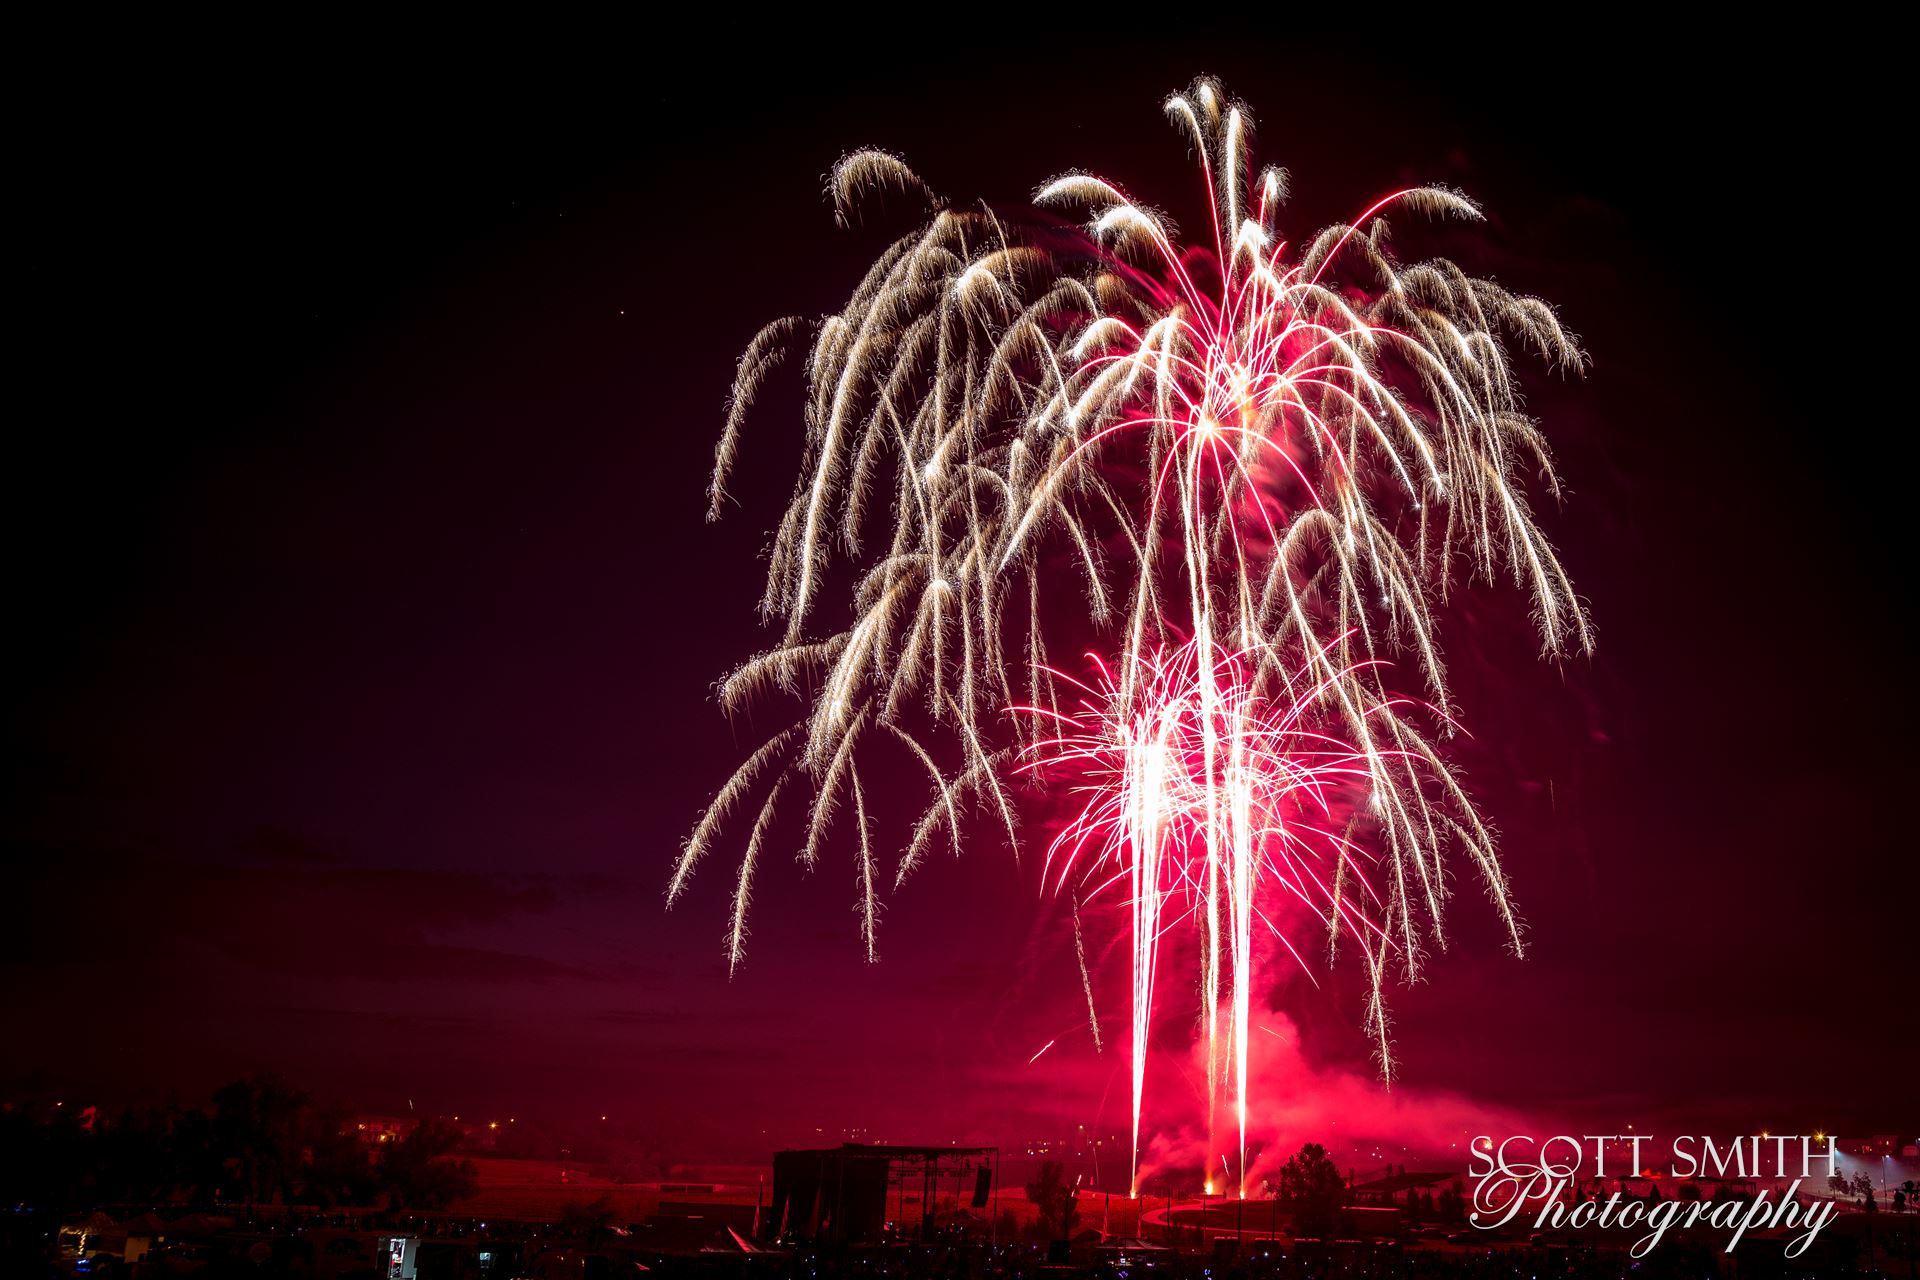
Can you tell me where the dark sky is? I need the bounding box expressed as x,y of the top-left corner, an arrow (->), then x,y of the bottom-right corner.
8,22 -> 1913,1163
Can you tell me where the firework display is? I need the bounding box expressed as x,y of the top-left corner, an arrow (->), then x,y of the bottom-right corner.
669,78 -> 1588,1197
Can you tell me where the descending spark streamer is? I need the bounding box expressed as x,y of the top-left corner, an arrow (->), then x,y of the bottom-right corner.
671,78 -> 1588,1197
1070,892 -> 1102,1052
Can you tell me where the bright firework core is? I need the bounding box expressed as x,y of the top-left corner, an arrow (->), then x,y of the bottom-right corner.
674,77 -> 1589,1199
1023,638 -> 1393,1197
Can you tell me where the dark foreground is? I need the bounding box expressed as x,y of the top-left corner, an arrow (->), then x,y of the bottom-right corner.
11,1211 -> 1918,1280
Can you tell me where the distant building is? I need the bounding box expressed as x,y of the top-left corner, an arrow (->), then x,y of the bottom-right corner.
1347,1171 -> 1457,1208
769,1144 -> 997,1245
1836,1135 -> 1903,1158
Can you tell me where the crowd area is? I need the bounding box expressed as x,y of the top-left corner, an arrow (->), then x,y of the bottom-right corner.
6,1213 -> 1902,1280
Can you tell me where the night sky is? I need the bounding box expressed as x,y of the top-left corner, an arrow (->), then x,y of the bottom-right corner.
9,23 -> 1912,1162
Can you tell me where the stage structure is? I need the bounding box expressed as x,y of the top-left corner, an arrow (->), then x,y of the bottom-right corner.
768,1144 -> 999,1244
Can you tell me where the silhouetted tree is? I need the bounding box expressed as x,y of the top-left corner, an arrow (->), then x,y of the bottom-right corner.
291,1101 -> 374,1207
1277,1143 -> 1344,1239
209,1075 -> 308,1208
75,1107 -> 174,1205
380,1118 -> 477,1211
1024,1160 -> 1078,1239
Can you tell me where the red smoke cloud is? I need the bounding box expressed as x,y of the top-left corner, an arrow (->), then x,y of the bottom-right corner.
1129,1009 -> 1529,1190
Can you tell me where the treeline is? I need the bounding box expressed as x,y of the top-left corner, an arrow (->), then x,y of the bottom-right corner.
0,1075 -> 477,1214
